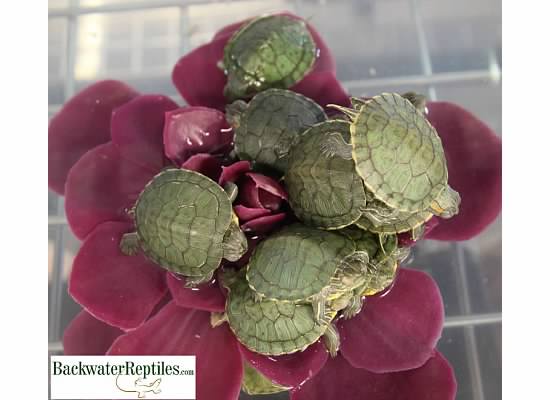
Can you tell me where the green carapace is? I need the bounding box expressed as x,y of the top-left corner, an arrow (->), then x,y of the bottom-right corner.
325,92 -> 460,220
227,89 -> 327,174
246,224 -> 373,323
119,169 -> 247,287
285,120 -> 367,229
215,269 -> 341,357
222,15 -> 317,101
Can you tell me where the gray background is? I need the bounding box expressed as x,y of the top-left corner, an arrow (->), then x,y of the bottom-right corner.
48,1 -> 502,399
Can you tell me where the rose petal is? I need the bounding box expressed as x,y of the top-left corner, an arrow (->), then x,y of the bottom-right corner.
163,107 -> 233,165
234,205 -> 272,222
241,213 -> 287,235
181,153 -> 223,181
166,273 -> 226,312
212,12 -> 335,73
218,160 -> 251,186
69,221 -> 167,330
247,172 -> 288,201
49,80 -> 139,194
291,351 -> 456,400
172,38 -> 228,109
398,217 -> 440,247
63,310 -> 123,355
240,341 -> 328,388
172,13 -> 336,110
292,71 -> 351,109
425,101 -> 502,241
111,94 -> 178,171
338,268 -> 444,373
108,302 -> 243,400
65,142 -> 155,240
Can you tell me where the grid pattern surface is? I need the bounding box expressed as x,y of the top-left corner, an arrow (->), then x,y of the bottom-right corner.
48,1 -> 502,399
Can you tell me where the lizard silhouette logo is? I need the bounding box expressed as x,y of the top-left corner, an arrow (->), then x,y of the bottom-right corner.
115,374 -> 162,399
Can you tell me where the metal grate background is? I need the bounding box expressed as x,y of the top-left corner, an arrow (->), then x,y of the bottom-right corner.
48,1 -> 502,399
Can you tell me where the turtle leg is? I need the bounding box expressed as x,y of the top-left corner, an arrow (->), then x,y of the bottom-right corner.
350,97 -> 368,110
223,182 -> 239,203
430,186 -> 461,218
343,283 -> 368,320
401,91 -> 427,111
326,104 -> 358,121
311,293 -> 328,325
225,100 -> 247,128
253,291 -> 264,303
222,216 -> 248,262
120,232 -> 139,256
184,271 -> 214,288
319,131 -> 353,160
322,323 -> 340,358
411,224 -> 425,241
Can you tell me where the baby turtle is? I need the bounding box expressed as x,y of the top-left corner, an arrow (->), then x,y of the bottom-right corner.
213,269 -> 341,357
227,89 -> 327,174
325,93 -> 460,218
285,120 -> 367,229
246,224 -> 371,323
222,15 -> 317,101
119,168 -> 247,286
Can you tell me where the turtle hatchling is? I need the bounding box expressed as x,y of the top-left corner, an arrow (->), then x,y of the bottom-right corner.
325,92 -> 461,219
221,14 -> 317,101
119,168 -> 247,286
214,269 -> 341,357
227,88 -> 326,174
285,120 -> 367,229
246,223 -> 373,323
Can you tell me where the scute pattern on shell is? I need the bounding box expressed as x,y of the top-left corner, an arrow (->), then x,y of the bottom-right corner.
223,15 -> 317,100
352,93 -> 448,212
246,224 -> 356,301
233,89 -> 326,173
226,272 -> 330,355
135,169 -> 232,276
286,120 -> 367,229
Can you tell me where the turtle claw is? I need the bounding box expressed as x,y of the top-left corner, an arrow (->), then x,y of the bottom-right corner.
184,272 -> 213,288
320,132 -> 353,160
342,294 -> 363,320
322,323 -> 340,358
120,232 -> 139,256
253,292 -> 264,303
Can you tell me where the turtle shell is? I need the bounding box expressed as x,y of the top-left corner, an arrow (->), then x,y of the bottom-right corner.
246,224 -> 356,301
231,89 -> 326,173
223,15 -> 317,101
225,271 -> 332,355
285,120 -> 367,229
134,168 -> 232,277
351,93 -> 448,213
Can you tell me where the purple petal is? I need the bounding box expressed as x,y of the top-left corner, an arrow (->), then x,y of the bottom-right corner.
172,12 -> 336,110
63,310 -> 123,355
240,341 -> 328,389
163,107 -> 233,165
425,101 -> 502,241
68,221 -> 168,330
108,302 -> 243,400
64,142 -> 155,240
234,205 -> 272,222
241,213 -> 287,235
291,351 -> 456,400
338,268 -> 444,373
247,173 -> 288,201
111,94 -> 178,171
49,80 -> 138,194
166,273 -> 226,312
237,173 -> 287,211
218,160 -> 251,186
291,71 -> 351,109
181,153 -> 223,181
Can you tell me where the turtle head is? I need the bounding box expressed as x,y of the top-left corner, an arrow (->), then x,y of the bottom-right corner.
222,218 -> 248,262
225,99 -> 248,128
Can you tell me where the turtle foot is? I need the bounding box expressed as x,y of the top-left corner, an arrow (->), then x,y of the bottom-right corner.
322,323 -> 340,358
120,232 -> 139,256
184,273 -> 213,288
